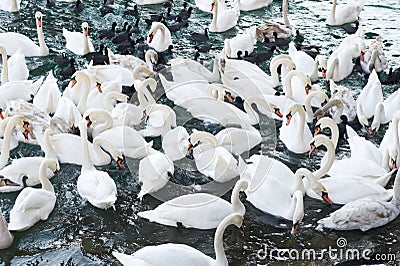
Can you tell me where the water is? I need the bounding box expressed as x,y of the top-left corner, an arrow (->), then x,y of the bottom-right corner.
1,0 -> 400,265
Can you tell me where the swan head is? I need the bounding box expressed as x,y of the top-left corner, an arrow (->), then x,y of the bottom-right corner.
284,103 -> 302,126
314,117 -> 336,136
309,134 -> 332,157
384,146 -> 398,171
297,168 -> 333,205
0,177 -> 20,187
35,12 -> 44,28
46,159 -> 60,175
81,22 -> 89,37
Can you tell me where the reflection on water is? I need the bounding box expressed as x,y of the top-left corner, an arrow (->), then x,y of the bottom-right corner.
0,0 -> 399,265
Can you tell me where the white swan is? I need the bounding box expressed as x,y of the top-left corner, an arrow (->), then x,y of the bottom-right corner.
8,159 -> 58,232
282,70 -> 312,105
138,149 -> 174,200
209,0 -> 240,33
219,55 -> 295,97
195,0 -> 227,13
326,0 -> 363,26
63,71 -> 93,114
240,159 -> 330,233
85,108 -> 153,159
0,115 -> 30,170
111,78 -> 156,127
317,169 -> 400,231
0,12 -> 49,56
147,22 -> 172,53
63,22 -> 95,56
0,208 -> 13,249
326,41 -> 365,82
368,89 -> 400,136
0,116 -> 22,151
161,126 -> 191,162
0,47 -> 29,83
379,110 -> 400,169
47,128 -> 123,167
169,56 -> 220,83
138,179 -> 248,229
307,135 -> 394,204
215,112 -> 261,156
33,71 -> 61,115
288,43 -> 327,82
280,103 -> 313,154
0,0 -> 20,12
356,69 -> 383,119
113,213 -> 243,266
189,131 -> 238,183
141,103 -> 177,138
0,81 -> 40,111
223,26 -> 257,58
77,120 -> 117,210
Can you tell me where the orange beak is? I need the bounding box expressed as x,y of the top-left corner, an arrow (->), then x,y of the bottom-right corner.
85,116 -> 92,127
148,33 -> 154,43
390,159 -> 397,170
225,93 -> 233,103
211,2 -> 215,11
187,142 -> 193,151
360,51 -> 365,62
23,121 -> 31,133
291,223 -> 300,235
309,144 -> 316,157
305,84 -> 311,94
37,17 -> 42,27
0,109 -> 4,120
54,169 -> 60,175
365,126 -> 376,137
285,113 -> 292,126
96,82 -> 102,93
314,126 -> 321,136
274,108 -> 283,118
322,191 -> 333,205
70,77 -> 77,87
321,68 -> 326,78
117,158 -> 124,169
83,27 -> 89,37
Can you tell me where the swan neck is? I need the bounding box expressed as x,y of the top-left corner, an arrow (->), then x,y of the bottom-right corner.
243,99 -> 260,125
0,118 -> 18,169
214,217 -> 229,266
0,209 -> 12,245
83,33 -> 90,55
0,48 -> 9,84
230,182 -> 245,214
391,171 -> 400,208
77,75 -> 91,113
39,161 -> 54,192
43,129 -> 57,159
37,25 -> 49,56
81,122 -> 94,170
314,139 -> 335,179
282,0 -> 291,28
92,111 -> 113,135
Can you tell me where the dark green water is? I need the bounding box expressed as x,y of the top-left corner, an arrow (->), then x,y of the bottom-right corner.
0,0 -> 400,265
